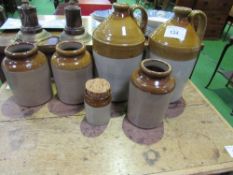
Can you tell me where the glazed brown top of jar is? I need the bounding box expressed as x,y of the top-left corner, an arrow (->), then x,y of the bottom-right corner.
51,41 -> 92,70
84,78 -> 111,107
3,42 -> 46,72
149,6 -> 207,61
131,59 -> 175,94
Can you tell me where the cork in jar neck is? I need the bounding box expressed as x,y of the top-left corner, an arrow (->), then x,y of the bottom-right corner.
140,59 -> 172,78
85,78 -> 111,100
56,41 -> 85,57
4,42 -> 37,59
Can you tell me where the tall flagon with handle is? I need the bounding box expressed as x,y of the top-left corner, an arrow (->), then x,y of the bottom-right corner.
149,6 -> 207,102
92,3 -> 148,102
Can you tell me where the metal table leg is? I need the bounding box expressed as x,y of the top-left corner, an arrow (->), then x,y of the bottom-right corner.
205,37 -> 233,88
189,43 -> 204,79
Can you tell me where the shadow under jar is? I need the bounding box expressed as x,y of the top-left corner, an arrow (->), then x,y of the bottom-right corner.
51,41 -> 93,105
1,42 -> 52,107
127,59 -> 175,129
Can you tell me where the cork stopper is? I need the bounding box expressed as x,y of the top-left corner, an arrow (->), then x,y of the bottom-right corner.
85,78 -> 111,100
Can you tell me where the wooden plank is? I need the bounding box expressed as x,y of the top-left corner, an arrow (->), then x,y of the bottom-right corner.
0,81 -> 232,175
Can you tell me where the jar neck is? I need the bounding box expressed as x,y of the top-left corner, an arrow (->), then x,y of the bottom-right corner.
56,41 -> 85,57
140,59 -> 171,79
173,14 -> 189,24
113,3 -> 130,18
4,42 -> 38,60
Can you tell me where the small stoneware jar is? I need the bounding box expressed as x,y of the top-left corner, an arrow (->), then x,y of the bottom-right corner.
84,78 -> 111,126
1,42 -> 52,107
51,41 -> 93,105
127,59 -> 175,129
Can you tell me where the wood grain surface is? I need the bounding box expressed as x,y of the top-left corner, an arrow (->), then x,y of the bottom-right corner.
0,81 -> 233,175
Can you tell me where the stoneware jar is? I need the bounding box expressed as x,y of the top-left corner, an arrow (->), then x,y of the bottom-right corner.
2,42 -> 52,107
92,3 -> 148,102
149,6 -> 207,102
59,0 -> 91,43
84,78 -> 111,126
127,59 -> 175,129
51,41 -> 93,105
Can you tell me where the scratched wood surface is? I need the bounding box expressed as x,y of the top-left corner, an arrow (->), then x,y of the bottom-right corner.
0,81 -> 233,175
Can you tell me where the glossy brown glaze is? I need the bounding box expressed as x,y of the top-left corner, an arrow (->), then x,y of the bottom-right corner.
51,41 -> 92,70
3,42 -> 46,72
84,78 -> 111,108
131,59 -> 175,94
149,6 -> 207,61
92,3 -> 147,59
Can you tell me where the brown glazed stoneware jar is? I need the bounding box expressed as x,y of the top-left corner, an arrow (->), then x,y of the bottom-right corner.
92,3 -> 148,102
149,6 -> 207,102
1,42 -> 52,107
84,78 -> 111,126
51,41 -> 93,105
127,59 -> 175,129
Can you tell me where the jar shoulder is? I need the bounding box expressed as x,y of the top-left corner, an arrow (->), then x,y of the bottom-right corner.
2,51 -> 47,72
131,69 -> 175,94
51,50 -> 92,70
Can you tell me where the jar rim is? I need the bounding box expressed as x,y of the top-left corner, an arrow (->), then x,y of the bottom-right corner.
113,3 -> 129,11
140,59 -> 172,78
4,42 -> 38,59
56,41 -> 85,57
173,6 -> 192,16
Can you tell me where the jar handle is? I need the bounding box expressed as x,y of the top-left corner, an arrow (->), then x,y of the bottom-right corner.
189,10 -> 207,40
130,5 -> 148,33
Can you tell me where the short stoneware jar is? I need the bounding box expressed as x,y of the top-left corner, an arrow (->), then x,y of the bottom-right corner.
2,42 -> 52,107
51,41 -> 93,105
127,59 -> 175,129
84,78 -> 111,126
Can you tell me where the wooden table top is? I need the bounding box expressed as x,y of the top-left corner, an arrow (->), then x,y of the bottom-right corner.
0,81 -> 233,175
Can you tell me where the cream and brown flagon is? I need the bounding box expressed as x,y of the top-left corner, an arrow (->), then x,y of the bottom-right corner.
149,6 -> 207,102
51,41 -> 93,105
92,3 -> 148,102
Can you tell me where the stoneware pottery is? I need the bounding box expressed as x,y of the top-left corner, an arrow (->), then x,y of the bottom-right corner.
60,0 -> 91,43
51,41 -> 93,105
84,78 -> 111,126
149,6 -> 207,102
127,59 -> 175,129
2,42 -> 52,107
92,3 -> 148,102
16,0 -> 51,43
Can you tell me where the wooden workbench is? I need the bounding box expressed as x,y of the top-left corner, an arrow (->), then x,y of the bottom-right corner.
0,81 -> 233,175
